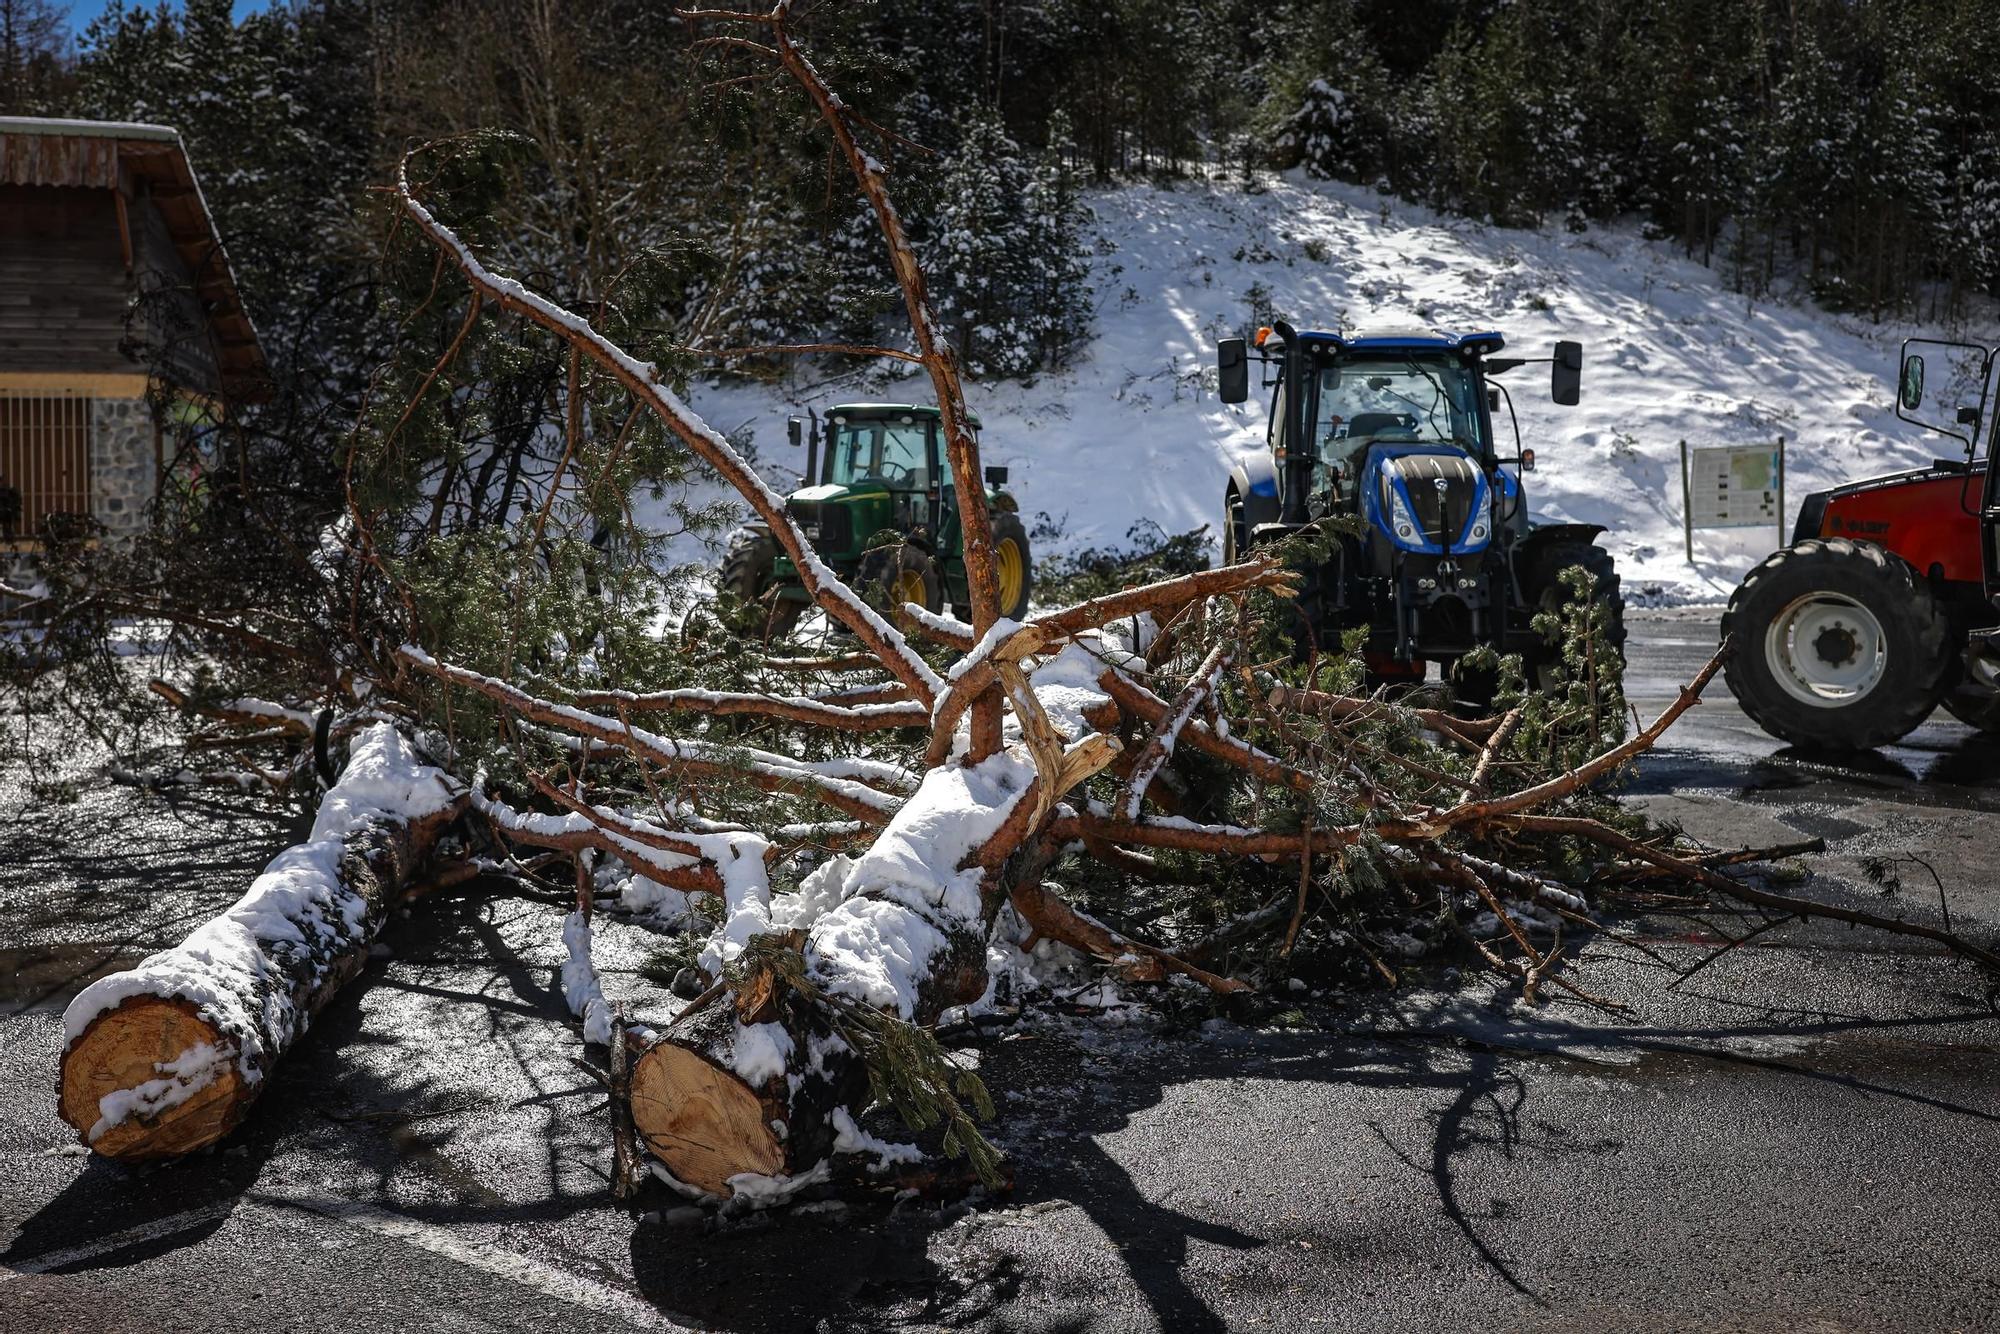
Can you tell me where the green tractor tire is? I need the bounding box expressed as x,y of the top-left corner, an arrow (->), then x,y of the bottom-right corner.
954,514 -> 1034,623
719,530 -> 800,642
859,543 -> 943,627
992,512 -> 1033,620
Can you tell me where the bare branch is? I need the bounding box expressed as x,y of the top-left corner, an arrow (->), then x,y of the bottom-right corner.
1009,878 -> 1249,995
1096,668 -> 1315,795
571,685 -> 928,732
1437,643 -> 1728,830
394,146 -> 942,706
399,647 -> 901,824
1117,644 -> 1230,820
1510,813 -> 2000,973
924,557 -> 1296,768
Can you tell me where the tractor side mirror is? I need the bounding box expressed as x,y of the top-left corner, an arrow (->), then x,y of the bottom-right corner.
1897,338 -> 1998,455
984,466 -> 1009,486
1900,356 -> 1926,411
1551,341 -> 1583,406
787,416 -> 804,447
1218,338 -> 1249,404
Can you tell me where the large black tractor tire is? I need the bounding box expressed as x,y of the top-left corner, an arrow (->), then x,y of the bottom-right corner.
1721,538 -> 1951,751
1458,540 -> 1625,709
719,530 -> 800,641
1523,540 -> 1626,688
991,512 -> 1033,620
1223,487 -> 1247,566
719,531 -> 774,600
858,543 -> 943,628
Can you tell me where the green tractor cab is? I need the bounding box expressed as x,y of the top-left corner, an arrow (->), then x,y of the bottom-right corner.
720,403 -> 1032,639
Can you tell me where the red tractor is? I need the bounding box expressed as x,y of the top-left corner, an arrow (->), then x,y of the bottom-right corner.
1724,338 -> 1999,750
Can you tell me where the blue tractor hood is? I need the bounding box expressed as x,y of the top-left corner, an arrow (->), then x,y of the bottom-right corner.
1360,444 -> 1494,556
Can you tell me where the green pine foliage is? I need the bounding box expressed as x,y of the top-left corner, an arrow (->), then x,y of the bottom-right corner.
1257,0 -> 2000,318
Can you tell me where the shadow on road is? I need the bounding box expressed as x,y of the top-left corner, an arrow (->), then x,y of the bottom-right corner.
12,880 -> 2000,1332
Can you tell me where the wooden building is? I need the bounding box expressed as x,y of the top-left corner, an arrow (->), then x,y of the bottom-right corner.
0,116 -> 267,548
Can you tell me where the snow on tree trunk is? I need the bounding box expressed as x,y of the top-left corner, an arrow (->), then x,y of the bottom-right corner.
57,724 -> 463,1158
629,749 -> 1037,1198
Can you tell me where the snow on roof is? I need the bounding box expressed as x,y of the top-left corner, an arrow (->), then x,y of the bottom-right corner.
0,116 -> 181,141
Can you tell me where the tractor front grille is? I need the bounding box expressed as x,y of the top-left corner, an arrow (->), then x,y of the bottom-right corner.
789,499 -> 851,554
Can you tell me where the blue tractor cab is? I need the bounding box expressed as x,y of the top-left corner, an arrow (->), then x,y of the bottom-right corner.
1217,322 -> 1622,698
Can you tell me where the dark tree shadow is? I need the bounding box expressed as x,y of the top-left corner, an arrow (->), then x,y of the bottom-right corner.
15,876 -> 2000,1333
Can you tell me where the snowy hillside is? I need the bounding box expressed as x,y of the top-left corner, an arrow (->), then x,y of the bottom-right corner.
680,171 -> 1993,605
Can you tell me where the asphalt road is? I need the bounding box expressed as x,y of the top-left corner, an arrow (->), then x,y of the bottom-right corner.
4,610 -> 1999,1334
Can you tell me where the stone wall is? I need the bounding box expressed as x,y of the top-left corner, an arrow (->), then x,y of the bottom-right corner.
90,396 -> 155,539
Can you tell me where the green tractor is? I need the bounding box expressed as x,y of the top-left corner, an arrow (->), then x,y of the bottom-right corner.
720,403 -> 1034,639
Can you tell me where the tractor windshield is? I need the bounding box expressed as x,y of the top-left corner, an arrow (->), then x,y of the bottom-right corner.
1310,356 -> 1488,460
825,419 -> 931,490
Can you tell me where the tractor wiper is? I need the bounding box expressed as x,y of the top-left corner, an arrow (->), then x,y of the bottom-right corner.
1400,359 -> 1455,443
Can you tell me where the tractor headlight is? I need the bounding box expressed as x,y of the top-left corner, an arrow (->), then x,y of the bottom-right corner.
1385,485 -> 1424,547
1456,485 -> 1494,551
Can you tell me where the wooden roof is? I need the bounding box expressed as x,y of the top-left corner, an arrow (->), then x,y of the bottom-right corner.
0,117 -> 269,401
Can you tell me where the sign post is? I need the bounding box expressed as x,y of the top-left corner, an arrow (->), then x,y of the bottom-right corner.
1682,438 -> 1786,562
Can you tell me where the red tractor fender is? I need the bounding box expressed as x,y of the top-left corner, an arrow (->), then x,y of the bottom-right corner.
1796,463 -> 1984,586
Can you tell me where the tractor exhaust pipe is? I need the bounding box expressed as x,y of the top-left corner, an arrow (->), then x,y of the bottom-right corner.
1273,321 -> 1312,526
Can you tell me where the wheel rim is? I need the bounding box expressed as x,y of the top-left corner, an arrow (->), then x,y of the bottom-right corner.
892,567 -> 928,612
996,538 -> 1025,610
1764,593 -> 1888,708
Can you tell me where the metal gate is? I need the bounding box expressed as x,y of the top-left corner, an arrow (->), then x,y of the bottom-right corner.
0,393 -> 92,543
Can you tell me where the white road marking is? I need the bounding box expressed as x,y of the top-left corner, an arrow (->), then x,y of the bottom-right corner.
249,1193 -> 691,1332
5,1190 -> 690,1332
0,1201 -> 238,1279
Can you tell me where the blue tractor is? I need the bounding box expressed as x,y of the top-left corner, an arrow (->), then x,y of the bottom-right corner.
1217,322 -> 1623,698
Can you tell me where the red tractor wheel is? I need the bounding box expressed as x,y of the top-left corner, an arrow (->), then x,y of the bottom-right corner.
1721,538 -> 1952,751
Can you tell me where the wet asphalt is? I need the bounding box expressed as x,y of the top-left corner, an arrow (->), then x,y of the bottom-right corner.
3,610 -> 1999,1334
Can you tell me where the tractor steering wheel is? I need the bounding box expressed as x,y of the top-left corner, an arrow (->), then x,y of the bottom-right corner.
876,461 -> 916,486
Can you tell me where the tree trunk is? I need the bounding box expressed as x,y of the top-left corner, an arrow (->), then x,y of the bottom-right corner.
629,910 -> 991,1198
57,725 -> 464,1158
629,753 -> 1033,1197
628,992 -> 867,1197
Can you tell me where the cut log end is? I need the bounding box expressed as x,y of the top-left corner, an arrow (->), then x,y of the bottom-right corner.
58,997 -> 247,1159
629,1041 -> 784,1197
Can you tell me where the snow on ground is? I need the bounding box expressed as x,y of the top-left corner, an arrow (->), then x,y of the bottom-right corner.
657,170 -> 1993,605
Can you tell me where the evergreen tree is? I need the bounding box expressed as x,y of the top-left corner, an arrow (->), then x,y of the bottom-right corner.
0,0 -> 64,114
1021,112 -> 1094,370
926,106 -> 1092,378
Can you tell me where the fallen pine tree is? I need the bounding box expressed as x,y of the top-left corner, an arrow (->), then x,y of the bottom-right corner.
57,724 -> 464,1157
25,0 -> 2000,1204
